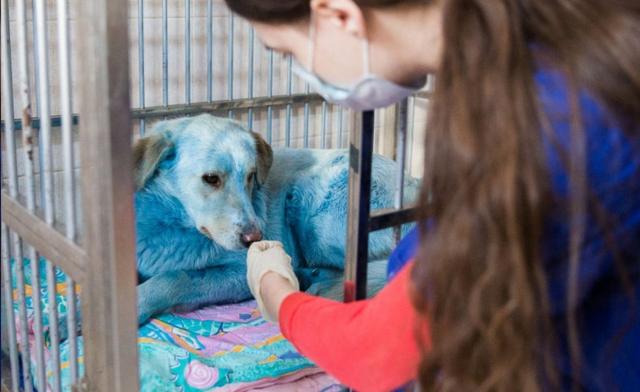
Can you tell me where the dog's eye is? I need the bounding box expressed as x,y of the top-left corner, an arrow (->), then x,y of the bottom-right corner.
202,173 -> 222,188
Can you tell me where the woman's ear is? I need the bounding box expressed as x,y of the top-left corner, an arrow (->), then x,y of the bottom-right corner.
311,0 -> 367,39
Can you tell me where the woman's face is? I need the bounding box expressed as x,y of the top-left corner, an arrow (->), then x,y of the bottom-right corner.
252,0 -> 442,89
253,19 -> 367,87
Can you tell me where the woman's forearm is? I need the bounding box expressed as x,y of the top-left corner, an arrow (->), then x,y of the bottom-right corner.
260,271 -> 297,321
277,261 -> 422,391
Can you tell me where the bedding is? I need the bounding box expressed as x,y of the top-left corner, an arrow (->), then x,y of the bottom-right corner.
10,258 -> 344,391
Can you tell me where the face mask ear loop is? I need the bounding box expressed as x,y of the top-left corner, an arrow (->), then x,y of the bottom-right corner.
308,14 -> 317,73
363,37 -> 371,76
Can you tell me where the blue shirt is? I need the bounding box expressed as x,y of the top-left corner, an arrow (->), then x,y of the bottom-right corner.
387,67 -> 640,391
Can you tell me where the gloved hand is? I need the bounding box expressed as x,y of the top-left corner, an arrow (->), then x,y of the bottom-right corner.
246,241 -> 299,322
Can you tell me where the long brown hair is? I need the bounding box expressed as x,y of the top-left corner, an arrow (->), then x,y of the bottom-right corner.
417,1 -> 640,391
225,0 -> 640,390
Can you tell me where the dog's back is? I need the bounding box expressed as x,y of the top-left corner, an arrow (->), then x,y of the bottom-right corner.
265,148 -> 419,272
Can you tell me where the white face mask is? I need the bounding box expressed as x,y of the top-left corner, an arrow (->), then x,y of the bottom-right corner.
292,19 -> 426,111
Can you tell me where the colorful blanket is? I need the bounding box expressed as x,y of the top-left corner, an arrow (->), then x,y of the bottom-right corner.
10,258 -> 343,391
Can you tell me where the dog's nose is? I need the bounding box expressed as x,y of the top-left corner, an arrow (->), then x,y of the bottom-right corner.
240,230 -> 262,247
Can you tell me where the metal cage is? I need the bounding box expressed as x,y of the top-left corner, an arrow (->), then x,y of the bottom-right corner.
1,1 -> 430,390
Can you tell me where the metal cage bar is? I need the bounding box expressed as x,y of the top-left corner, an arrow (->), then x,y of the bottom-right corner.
57,0 -> 77,246
0,59 -> 19,391
267,49 -> 274,142
1,94 -> 329,132
207,0 -> 214,102
12,2 -> 42,390
30,0 -> 46,212
30,0 -> 40,120
138,0 -> 146,134
10,235 -> 33,392
13,244 -> 33,392
342,100 -> 419,303
33,1 -> 63,387
34,0 -> 54,225
1,0 -> 17,211
185,0 -> 191,104
338,107 -> 344,148
393,99 -> 409,241
162,0 -> 169,107
407,96 -> 416,177
27,251 -> 47,389
303,84 -> 310,147
76,0 -> 139,390
286,55 -> 293,146
344,110 -> 375,301
45,260 -> 62,391
321,101 -> 328,148
132,93 -> 324,120
247,26 -> 255,129
1,223 -> 20,392
227,13 -> 234,118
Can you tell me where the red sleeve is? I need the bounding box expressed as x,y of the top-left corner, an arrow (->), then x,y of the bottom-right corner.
279,261 -> 427,392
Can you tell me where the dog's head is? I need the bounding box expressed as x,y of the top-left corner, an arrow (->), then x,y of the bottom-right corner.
134,114 -> 273,250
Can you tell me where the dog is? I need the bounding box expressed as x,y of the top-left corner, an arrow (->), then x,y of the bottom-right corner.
134,114 -> 419,323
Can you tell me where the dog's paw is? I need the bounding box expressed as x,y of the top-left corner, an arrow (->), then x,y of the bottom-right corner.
137,288 -> 166,325
170,302 -> 201,315
137,287 -> 158,325
137,304 -> 155,326
137,270 -> 192,325
295,267 -> 343,291
294,268 -> 315,291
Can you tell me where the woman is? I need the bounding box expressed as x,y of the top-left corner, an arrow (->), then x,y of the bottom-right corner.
226,0 -> 640,391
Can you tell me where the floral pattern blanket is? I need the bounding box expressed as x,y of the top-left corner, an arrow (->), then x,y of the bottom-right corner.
10,258 -> 342,391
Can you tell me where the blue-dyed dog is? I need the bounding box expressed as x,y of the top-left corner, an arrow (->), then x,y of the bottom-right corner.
135,114 -> 418,323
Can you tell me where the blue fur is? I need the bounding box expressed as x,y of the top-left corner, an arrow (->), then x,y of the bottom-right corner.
135,114 -> 419,323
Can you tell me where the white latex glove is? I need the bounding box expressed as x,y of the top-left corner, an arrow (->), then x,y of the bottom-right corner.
246,241 -> 299,322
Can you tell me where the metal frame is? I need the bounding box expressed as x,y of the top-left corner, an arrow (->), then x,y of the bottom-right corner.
344,102 -> 418,301
1,94 -> 326,132
344,110 -> 375,301
1,91 -> 431,133
1,0 -> 138,390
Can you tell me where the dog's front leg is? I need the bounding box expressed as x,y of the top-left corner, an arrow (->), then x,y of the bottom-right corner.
137,270 -> 191,324
137,262 -> 251,324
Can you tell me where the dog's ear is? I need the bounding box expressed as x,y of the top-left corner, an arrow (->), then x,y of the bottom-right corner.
251,132 -> 273,185
133,132 -> 174,190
